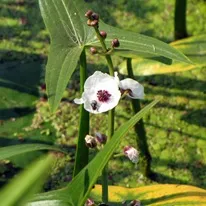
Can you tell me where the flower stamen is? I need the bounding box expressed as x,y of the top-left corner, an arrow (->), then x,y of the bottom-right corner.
97,90 -> 111,102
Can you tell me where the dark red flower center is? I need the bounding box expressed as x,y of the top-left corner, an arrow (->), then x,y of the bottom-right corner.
97,90 -> 111,102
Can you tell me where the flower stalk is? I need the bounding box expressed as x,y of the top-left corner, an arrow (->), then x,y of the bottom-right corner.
126,58 -> 152,177
94,27 -> 114,76
92,18 -> 115,204
84,10 -> 144,203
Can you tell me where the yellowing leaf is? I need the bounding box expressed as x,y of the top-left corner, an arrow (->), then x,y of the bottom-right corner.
119,35 -> 206,76
90,184 -> 206,206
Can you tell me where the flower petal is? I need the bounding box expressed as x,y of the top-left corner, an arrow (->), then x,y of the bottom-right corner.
119,78 -> 144,99
74,98 -> 84,104
114,71 -> 120,84
124,146 -> 139,163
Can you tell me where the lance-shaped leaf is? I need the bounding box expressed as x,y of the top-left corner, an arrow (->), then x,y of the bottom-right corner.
0,154 -> 55,206
119,35 -> 206,76
30,99 -> 159,206
39,0 -> 91,112
87,22 -> 192,64
0,143 -> 67,160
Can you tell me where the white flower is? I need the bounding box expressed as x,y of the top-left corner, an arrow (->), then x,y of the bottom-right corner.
119,78 -> 144,99
124,146 -> 139,163
74,71 -> 121,114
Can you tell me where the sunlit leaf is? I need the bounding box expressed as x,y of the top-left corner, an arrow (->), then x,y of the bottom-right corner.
90,184 -> 206,206
0,143 -> 66,160
119,35 -> 206,76
0,154 -> 55,206
30,99 -> 159,205
87,22 -> 191,64
39,0 -> 90,112
45,45 -> 83,112
39,0 -> 191,112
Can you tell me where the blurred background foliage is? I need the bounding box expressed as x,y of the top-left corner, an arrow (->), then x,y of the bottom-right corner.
0,0 -> 206,191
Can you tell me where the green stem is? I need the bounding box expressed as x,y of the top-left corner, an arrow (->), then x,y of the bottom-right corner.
108,109 -> 115,140
126,58 -> 152,178
73,48 -> 89,177
94,26 -> 115,203
174,0 -> 188,40
113,153 -> 124,158
94,27 -> 114,76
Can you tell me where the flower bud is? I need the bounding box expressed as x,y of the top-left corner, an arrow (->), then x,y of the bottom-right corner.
111,38 -> 120,48
122,200 -> 127,206
124,146 -> 139,163
85,198 -> 95,206
95,132 -> 107,144
129,200 -> 141,206
85,135 -> 97,148
100,31 -> 107,39
91,12 -> 99,20
87,19 -> 92,26
90,47 -> 97,55
90,19 -> 99,27
85,10 -> 93,18
40,83 -> 46,91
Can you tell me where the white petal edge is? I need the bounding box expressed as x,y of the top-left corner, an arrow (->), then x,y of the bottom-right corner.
74,98 -> 84,104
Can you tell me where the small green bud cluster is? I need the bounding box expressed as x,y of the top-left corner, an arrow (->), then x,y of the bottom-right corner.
85,10 -> 120,55
85,10 -> 99,27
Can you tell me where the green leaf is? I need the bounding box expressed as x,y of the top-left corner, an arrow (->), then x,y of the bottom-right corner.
119,35 -> 206,76
0,143 -> 66,160
39,0 -> 191,111
87,22 -> 192,64
45,45 -> 83,112
39,0 -> 90,112
0,154 -> 55,206
73,49 -> 89,177
30,99 -> 159,205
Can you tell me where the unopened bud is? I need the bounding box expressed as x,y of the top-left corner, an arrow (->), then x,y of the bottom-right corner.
87,19 -> 92,26
111,38 -> 120,47
122,200 -> 127,206
129,200 -> 141,206
85,198 -> 95,206
90,47 -> 97,54
100,31 -> 107,39
85,10 -> 93,18
87,19 -> 99,27
90,19 -> 99,27
95,132 -> 107,144
124,146 -> 139,163
91,12 -> 99,20
85,135 -> 97,148
40,83 -> 46,91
